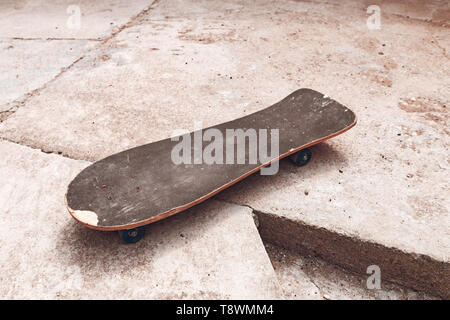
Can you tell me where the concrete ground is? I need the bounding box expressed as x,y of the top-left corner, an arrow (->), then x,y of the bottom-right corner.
0,141 -> 283,299
0,0 -> 448,299
265,243 -> 437,300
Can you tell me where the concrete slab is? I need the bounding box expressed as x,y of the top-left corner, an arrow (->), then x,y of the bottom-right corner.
0,0 -> 306,160
0,0 -> 448,158
0,140 -> 282,299
367,0 -> 450,24
266,243 -> 438,300
0,0 -> 154,39
0,0 -> 448,297
0,39 -> 95,109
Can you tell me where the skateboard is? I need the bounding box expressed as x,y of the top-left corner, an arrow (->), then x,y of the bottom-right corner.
66,88 -> 357,243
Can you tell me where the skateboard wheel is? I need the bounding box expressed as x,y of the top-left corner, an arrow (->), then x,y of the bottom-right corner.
119,226 -> 146,243
290,148 -> 312,167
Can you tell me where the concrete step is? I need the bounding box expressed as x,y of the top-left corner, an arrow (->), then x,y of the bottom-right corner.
0,141 -> 282,299
265,243 -> 438,300
219,148 -> 449,299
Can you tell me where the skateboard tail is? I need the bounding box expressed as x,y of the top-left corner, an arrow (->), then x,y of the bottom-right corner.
65,192 -> 189,231
65,195 -> 99,227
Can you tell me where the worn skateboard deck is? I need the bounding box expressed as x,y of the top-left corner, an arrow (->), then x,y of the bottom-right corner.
66,88 -> 356,232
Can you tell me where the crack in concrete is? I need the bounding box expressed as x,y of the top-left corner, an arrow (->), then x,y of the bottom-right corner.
0,137 -> 91,162
391,13 -> 450,28
0,101 -> 23,123
431,36 -> 450,60
303,274 -> 326,299
216,198 -> 258,220
0,56 -> 85,123
4,1 -> 162,44
217,197 -> 254,210
0,109 -> 16,123
101,0 -> 162,44
0,0 -> 161,130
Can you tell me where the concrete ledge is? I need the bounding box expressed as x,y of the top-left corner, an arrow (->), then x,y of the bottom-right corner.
265,243 -> 437,300
255,210 -> 449,299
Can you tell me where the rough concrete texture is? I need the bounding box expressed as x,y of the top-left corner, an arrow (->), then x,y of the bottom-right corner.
0,39 -> 95,109
0,141 -> 282,299
266,243 -> 437,300
252,209 -> 449,298
0,0 -> 448,299
0,0 -> 153,39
